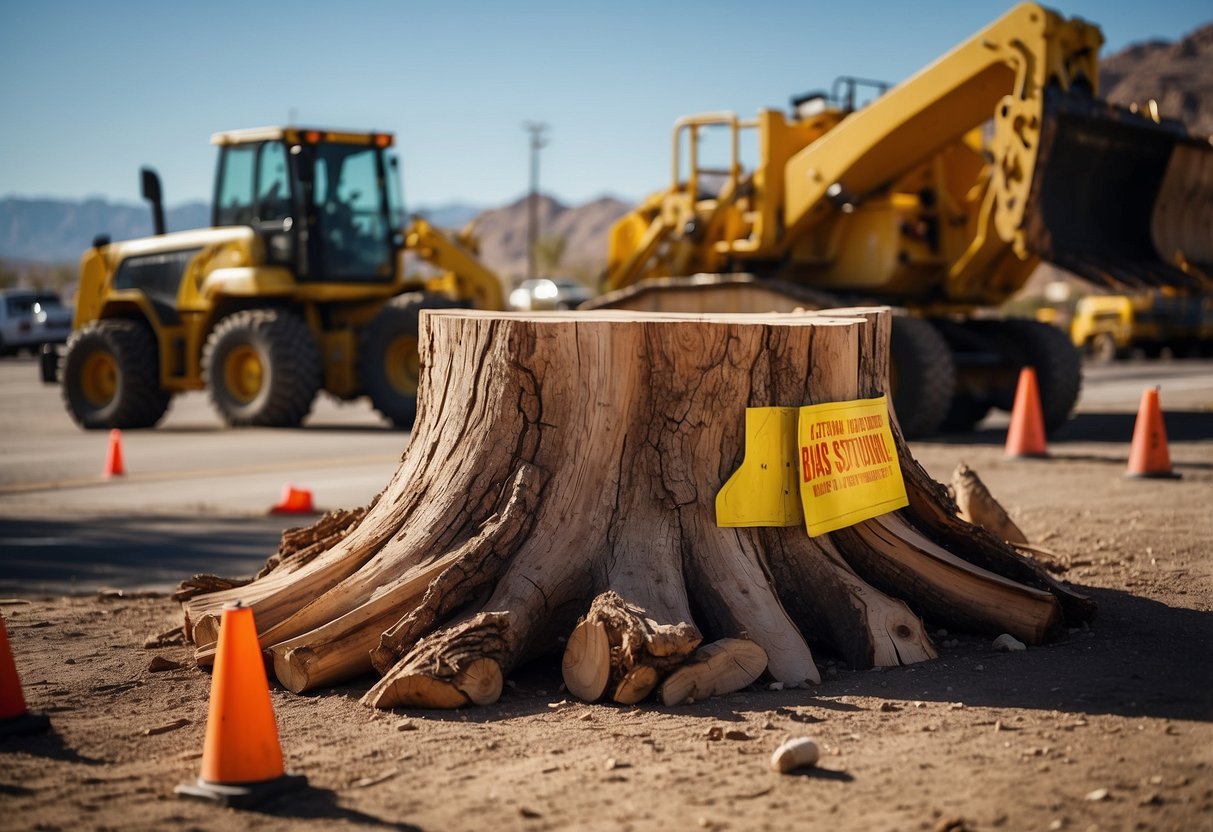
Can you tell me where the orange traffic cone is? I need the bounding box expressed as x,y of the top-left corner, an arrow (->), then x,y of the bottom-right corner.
269,484 -> 315,515
0,614 -> 51,738
1126,387 -> 1180,479
103,428 -> 125,477
1005,367 -> 1048,459
176,602 -> 306,807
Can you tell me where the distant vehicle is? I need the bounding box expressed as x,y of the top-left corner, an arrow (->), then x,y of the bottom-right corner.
508,278 -> 594,311
1070,292 -> 1213,361
0,289 -> 72,356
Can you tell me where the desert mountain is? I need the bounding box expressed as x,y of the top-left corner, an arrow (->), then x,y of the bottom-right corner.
465,194 -> 631,284
1100,23 -> 1213,136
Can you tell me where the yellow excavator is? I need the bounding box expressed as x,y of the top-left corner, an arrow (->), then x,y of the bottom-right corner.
48,127 -> 503,430
592,3 -> 1213,436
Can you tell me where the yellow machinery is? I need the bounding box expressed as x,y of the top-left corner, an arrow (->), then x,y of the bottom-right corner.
1071,291 -> 1213,361
50,127 -> 503,429
595,3 -> 1213,436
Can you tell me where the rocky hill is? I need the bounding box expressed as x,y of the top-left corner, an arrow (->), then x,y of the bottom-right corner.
468,194 -> 631,284
1100,23 -> 1213,136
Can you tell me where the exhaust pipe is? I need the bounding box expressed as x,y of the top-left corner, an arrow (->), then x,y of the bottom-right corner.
141,166 -> 166,236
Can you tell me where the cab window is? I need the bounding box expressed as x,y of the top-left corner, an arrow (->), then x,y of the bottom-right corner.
215,145 -> 257,226
257,142 -> 291,222
312,143 -> 393,280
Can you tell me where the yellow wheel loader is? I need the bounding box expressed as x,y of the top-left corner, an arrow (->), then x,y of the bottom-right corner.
592,2 -> 1213,437
49,127 -> 503,430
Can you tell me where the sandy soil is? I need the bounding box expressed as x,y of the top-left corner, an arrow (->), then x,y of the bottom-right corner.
2,439 -> 1211,832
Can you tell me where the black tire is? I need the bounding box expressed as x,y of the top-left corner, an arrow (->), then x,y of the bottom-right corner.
940,393 -> 991,433
889,316 -> 956,439
61,319 -> 171,429
357,292 -> 461,429
202,309 -> 321,427
988,318 -> 1082,433
1087,332 -> 1120,364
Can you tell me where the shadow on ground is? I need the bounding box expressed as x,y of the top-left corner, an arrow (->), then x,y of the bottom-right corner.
0,515 -> 293,595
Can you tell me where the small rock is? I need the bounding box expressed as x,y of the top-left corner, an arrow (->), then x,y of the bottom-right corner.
1085,788 -> 1110,802
705,726 -> 724,741
993,634 -> 1026,652
147,656 -> 184,673
397,721 -> 418,732
879,701 -> 899,712
767,681 -> 784,691
1047,820 -> 1064,831
1139,792 -> 1163,807
578,711 -> 594,722
142,718 -> 189,736
604,758 -> 631,771
770,737 -> 820,773
519,806 -> 542,818
933,816 -> 969,832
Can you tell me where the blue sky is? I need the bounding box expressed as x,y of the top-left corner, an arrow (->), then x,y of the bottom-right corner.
2,0 -> 1209,210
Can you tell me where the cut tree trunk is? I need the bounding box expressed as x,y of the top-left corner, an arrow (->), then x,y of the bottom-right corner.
181,308 -> 1093,710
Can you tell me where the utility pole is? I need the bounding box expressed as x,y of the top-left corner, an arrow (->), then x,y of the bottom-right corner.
523,122 -> 548,279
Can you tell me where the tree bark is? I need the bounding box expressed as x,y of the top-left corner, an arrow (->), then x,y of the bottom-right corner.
181,308 -> 1093,709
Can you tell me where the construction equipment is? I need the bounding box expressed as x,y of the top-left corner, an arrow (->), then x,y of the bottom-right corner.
51,127 -> 503,430
592,2 -> 1213,437
1070,291 -> 1213,361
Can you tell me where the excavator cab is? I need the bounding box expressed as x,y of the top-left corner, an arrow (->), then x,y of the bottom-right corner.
208,127 -> 405,284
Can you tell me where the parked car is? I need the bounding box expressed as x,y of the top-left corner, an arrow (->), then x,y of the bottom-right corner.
508,278 -> 595,311
0,289 -> 73,356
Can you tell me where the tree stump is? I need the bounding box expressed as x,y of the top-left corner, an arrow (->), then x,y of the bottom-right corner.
181,308 -> 1093,709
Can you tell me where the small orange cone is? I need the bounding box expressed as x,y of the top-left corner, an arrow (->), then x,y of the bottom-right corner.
0,614 -> 51,738
1126,387 -> 1180,479
269,483 -> 315,515
176,602 -> 306,807
1005,367 -> 1048,458
103,428 -> 126,477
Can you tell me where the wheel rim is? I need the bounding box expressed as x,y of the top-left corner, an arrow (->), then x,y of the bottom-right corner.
385,334 -> 420,395
80,351 -> 118,407
223,345 -> 264,404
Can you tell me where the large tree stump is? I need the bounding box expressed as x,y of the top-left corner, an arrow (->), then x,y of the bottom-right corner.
181,308 -> 1092,709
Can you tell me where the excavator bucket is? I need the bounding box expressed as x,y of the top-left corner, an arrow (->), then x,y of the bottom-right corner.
1025,89 -> 1213,292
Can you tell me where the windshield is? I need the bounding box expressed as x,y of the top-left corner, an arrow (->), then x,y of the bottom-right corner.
311,143 -> 394,280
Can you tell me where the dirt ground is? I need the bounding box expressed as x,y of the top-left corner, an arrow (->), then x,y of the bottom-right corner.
2,437 -> 1211,832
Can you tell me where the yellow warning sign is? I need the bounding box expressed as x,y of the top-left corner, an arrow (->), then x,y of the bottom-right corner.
797,395 -> 907,536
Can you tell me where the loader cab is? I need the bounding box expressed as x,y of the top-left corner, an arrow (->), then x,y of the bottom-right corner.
211,127 -> 405,282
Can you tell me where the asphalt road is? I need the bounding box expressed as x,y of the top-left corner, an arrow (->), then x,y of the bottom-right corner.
0,354 -> 1209,595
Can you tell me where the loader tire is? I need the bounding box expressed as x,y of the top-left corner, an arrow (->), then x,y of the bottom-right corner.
889,316 -> 955,439
357,292 -> 462,429
203,309 -> 321,427
988,318 -> 1082,433
62,319 -> 171,429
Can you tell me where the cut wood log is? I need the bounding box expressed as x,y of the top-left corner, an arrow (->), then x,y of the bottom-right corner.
658,639 -> 769,705
179,308 -> 1094,710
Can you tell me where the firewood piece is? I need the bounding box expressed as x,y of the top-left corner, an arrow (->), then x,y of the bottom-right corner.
562,619 -> 611,702
951,462 -> 1029,545
613,666 -> 660,705
659,638 -> 768,705
562,592 -> 700,705
362,612 -> 510,709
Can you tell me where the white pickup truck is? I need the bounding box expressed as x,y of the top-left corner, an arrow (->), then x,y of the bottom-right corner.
0,289 -> 72,356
